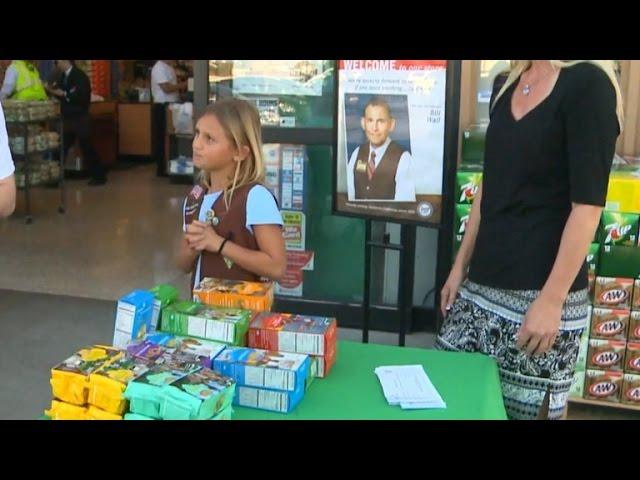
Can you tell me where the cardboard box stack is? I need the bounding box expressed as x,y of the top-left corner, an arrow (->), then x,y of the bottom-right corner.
47,336 -> 236,420
46,345 -> 122,420
213,346 -> 311,413
248,312 -> 337,379
123,352 -> 235,421
571,205 -> 640,407
47,276 -> 339,419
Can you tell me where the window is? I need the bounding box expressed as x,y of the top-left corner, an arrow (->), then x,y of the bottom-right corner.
476,60 -> 510,124
208,60 -> 335,129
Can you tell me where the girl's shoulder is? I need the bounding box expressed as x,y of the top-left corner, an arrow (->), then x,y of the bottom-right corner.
245,184 -> 282,224
246,183 -> 279,206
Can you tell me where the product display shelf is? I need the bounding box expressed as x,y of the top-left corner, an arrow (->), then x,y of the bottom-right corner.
7,115 -> 66,223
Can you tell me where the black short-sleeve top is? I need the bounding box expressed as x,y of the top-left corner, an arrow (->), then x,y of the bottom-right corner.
468,63 -> 620,292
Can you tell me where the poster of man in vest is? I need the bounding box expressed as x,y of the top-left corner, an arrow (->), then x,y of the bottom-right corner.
335,60 -> 447,224
346,95 -> 415,202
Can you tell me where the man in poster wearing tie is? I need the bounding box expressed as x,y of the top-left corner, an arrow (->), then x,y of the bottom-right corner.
346,97 -> 415,201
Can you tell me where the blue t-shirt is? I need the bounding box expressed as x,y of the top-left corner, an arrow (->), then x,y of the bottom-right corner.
182,184 -> 283,288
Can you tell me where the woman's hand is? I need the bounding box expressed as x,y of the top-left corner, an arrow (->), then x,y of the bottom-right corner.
185,220 -> 224,253
517,293 -> 563,356
440,266 -> 466,317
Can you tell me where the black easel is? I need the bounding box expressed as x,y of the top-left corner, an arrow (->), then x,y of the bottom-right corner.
362,220 -> 417,346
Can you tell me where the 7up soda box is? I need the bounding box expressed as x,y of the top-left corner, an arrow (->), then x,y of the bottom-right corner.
456,172 -> 482,205
600,211 -> 639,246
586,243 -> 600,277
455,204 -> 471,243
599,245 -> 640,280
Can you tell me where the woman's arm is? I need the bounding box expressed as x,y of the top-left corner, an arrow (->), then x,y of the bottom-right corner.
542,204 -> 602,305
440,182 -> 482,314
517,203 -> 602,355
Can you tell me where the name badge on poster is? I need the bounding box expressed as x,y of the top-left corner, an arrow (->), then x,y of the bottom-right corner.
356,160 -> 368,173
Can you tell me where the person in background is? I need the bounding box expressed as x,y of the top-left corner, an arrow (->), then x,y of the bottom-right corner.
0,60 -> 48,101
45,60 -> 106,186
151,60 -> 187,177
0,102 -> 16,217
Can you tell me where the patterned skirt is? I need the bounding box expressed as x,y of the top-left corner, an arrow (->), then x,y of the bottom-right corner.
435,280 -> 589,420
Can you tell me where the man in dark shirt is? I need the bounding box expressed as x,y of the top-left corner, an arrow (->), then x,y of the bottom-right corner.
46,60 -> 106,185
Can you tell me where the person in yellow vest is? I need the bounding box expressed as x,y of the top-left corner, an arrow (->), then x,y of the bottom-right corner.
0,60 -> 48,101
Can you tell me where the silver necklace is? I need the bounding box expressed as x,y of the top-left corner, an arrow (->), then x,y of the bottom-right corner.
521,65 -> 556,96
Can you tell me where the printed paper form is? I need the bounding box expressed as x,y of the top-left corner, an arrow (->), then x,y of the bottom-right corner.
375,365 -> 447,410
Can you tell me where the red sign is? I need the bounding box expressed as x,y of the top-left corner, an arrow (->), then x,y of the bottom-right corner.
339,60 -> 447,70
286,251 -> 314,271
278,268 -> 303,290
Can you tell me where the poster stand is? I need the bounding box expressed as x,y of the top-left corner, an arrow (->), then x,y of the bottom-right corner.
354,61 -> 461,345
362,221 -> 417,346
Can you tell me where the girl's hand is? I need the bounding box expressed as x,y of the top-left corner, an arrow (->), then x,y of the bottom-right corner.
517,294 -> 563,356
185,221 -> 224,253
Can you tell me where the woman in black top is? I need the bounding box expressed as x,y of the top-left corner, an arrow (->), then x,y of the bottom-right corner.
436,61 -> 623,420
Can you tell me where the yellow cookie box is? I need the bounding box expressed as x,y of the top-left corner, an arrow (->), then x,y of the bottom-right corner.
45,400 -> 88,420
86,405 -> 123,420
88,358 -> 149,415
50,346 -> 122,406
88,373 -> 129,415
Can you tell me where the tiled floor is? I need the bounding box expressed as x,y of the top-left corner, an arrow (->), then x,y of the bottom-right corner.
0,163 -> 637,420
0,163 -> 192,301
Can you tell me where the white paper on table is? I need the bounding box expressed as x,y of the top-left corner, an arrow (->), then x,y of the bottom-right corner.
374,364 -> 446,410
400,401 -> 446,410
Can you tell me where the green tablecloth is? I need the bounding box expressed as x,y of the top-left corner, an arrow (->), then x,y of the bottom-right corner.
233,340 -> 507,420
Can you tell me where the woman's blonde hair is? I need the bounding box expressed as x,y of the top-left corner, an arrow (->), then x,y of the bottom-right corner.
197,98 -> 265,210
491,60 -> 624,132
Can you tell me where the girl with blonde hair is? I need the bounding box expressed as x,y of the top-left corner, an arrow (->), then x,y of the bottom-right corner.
177,98 -> 286,287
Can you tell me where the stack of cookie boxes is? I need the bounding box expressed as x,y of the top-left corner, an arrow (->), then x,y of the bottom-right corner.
191,278 -> 338,412
571,210 -> 640,407
193,278 -> 338,383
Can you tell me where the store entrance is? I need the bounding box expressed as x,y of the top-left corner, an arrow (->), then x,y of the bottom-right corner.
0,59 -> 196,301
